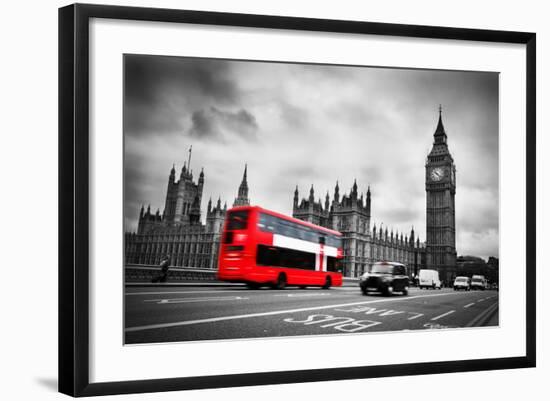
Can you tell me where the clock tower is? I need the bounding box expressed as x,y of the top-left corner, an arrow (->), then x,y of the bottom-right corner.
425,106 -> 457,282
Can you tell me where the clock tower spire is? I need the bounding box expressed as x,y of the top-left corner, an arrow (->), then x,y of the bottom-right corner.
425,106 -> 457,282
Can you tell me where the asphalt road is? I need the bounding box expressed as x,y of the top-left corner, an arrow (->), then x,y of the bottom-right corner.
124,285 -> 499,344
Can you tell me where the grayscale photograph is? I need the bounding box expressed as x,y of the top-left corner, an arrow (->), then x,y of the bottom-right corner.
123,54 -> 499,344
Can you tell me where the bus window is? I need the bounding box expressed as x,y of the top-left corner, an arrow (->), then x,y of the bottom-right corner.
257,212 -> 342,248
327,256 -> 343,272
226,210 -> 249,230
256,244 -> 316,270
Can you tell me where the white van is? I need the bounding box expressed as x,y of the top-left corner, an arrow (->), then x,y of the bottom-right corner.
470,275 -> 487,290
418,269 -> 442,289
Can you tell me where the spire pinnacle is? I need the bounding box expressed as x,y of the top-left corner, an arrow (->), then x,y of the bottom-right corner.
240,164 -> 248,187
233,164 -> 250,207
434,105 -> 446,137
187,145 -> 192,171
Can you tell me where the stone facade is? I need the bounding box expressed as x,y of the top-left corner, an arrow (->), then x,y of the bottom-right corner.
125,108 -> 452,279
125,156 -> 248,269
293,180 -> 425,278
425,108 -> 458,282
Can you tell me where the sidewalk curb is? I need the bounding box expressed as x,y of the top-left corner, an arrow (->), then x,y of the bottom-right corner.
126,282 -> 245,287
126,282 -> 360,288
465,301 -> 499,327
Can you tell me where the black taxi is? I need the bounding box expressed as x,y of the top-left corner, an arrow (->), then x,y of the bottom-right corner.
359,261 -> 410,296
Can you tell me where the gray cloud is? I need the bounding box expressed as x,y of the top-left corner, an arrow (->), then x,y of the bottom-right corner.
279,102 -> 308,128
124,55 -> 241,137
281,165 -> 319,181
189,107 -> 258,141
360,166 -> 382,185
124,56 -> 499,259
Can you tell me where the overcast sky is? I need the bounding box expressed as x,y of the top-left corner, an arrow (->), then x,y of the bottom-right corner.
124,55 -> 499,259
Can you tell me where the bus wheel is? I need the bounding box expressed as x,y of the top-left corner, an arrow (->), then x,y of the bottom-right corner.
322,276 -> 332,289
275,274 -> 287,290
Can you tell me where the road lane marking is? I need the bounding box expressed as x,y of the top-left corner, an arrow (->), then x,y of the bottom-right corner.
126,288 -> 358,296
466,301 -> 499,327
284,314 -> 382,333
143,296 -> 249,304
274,293 -> 332,297
423,322 -> 453,330
477,299 -> 485,303
334,306 -> 404,316
334,305 -> 424,320
127,289 -> 302,296
125,292 -> 458,332
431,310 -> 455,321
464,303 -> 476,308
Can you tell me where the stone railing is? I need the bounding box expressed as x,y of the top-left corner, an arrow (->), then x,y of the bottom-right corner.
125,264 -> 217,283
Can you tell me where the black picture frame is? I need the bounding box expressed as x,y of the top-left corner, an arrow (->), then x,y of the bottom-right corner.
58,3 -> 536,397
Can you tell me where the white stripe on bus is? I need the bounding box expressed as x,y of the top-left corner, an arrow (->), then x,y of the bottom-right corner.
273,234 -> 338,257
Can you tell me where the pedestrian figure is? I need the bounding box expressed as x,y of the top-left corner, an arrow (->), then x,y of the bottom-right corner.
153,255 -> 171,283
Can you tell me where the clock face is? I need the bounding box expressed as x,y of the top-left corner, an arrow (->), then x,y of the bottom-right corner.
430,167 -> 444,182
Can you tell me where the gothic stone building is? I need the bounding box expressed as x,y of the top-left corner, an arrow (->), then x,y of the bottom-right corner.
293,180 -> 425,278
291,108 -> 457,279
124,161 -> 250,269
125,110 -> 454,279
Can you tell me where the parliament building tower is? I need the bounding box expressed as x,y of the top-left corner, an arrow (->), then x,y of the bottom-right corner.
233,164 -> 250,207
425,106 -> 457,282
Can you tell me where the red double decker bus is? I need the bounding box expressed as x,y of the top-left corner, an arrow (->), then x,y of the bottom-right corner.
217,205 -> 344,289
